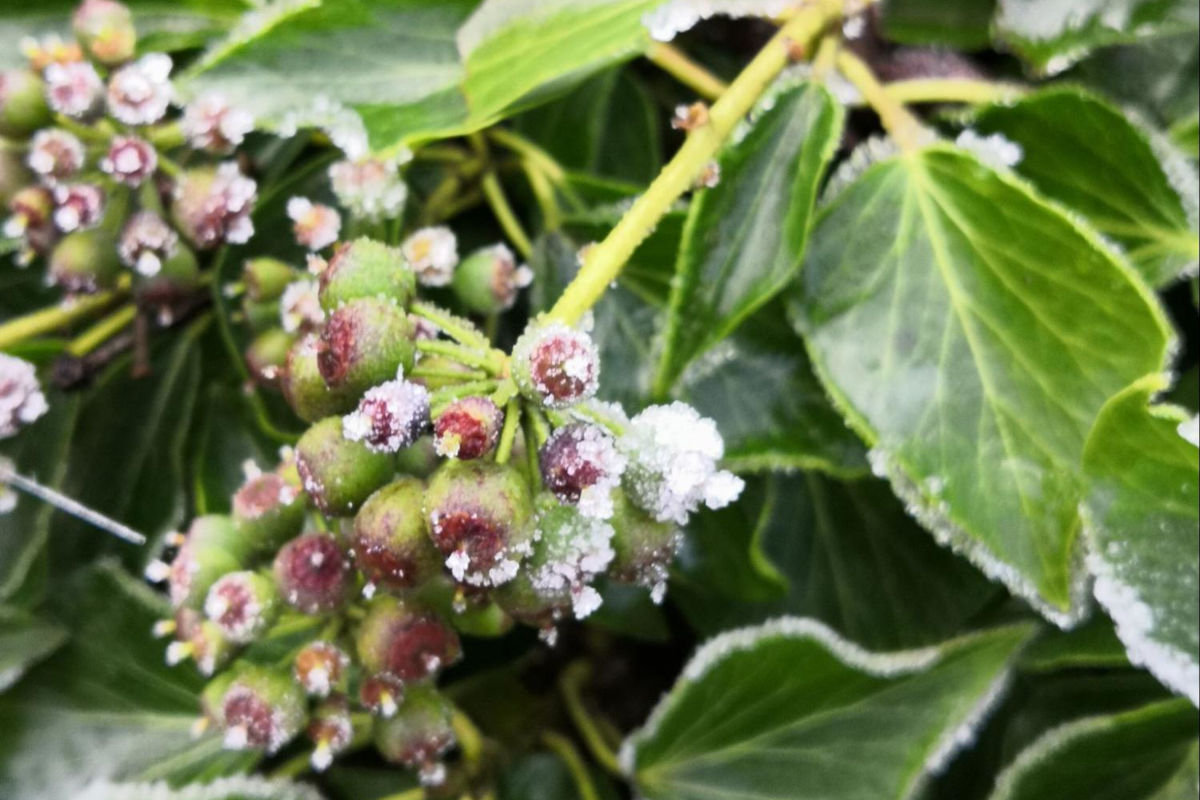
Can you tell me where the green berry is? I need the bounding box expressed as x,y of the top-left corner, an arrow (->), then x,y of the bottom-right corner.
355,594 -> 461,682
165,515 -> 250,610
232,466 -> 306,552
374,683 -> 457,784
0,70 -> 51,138
0,146 -> 33,206
49,230 -> 122,293
243,257 -> 298,302
219,666 -> 307,753
451,244 -> 529,314
394,435 -> 439,478
244,328 -> 295,387
318,237 -> 416,311
351,478 -> 442,591
608,488 -> 679,603
316,297 -> 416,396
282,334 -> 359,423
295,416 -> 395,515
204,570 -> 280,644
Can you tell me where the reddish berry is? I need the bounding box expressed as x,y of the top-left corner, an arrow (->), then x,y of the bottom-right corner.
355,595 -> 461,683
220,667 -> 307,754
342,375 -> 430,454
282,335 -> 359,423
294,641 -> 350,697
539,423 -> 624,518
100,135 -> 156,186
433,396 -> 502,460
374,683 -> 457,786
360,673 -> 405,718
204,570 -> 279,644
512,322 -> 599,408
317,297 -> 416,396
273,533 -> 352,614
232,466 -> 305,552
308,696 -> 354,771
351,478 -> 442,591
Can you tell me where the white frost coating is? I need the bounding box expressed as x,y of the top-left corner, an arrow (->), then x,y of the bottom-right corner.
642,0 -> 794,41
106,53 -> 173,126
328,154 -> 410,220
620,616 -> 1021,781
279,280 -> 324,333
72,776 -> 325,800
1130,108 -> 1200,278
403,226 -> 459,286
821,136 -> 900,205
287,197 -> 341,251
1178,416 -> 1199,447
954,129 -> 1023,170
0,353 -> 49,438
278,95 -> 372,160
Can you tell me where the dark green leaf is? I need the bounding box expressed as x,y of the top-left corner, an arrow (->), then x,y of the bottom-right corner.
1071,32 -> 1199,128
655,82 -> 842,393
791,145 -> 1171,624
625,621 -> 1033,800
498,752 -> 621,800
879,0 -> 996,49
1081,374 -> 1199,704
0,606 -> 67,692
1018,615 -> 1129,672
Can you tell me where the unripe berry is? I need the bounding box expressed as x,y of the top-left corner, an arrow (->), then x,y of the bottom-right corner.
287,196 -> 340,251
342,374 -> 431,454
165,515 -> 249,610
511,322 -> 599,408
48,230 -> 121,293
317,297 -> 416,397
204,570 -> 279,643
52,182 -> 105,232
538,423 -> 624,518
433,396 -> 502,460
294,641 -> 350,697
6,186 -> 56,258
359,673 -> 405,718
232,466 -> 305,552
171,163 -> 256,249
279,279 -> 324,334
0,147 -> 33,206
273,532 -> 353,614
351,477 -> 442,591
243,257 -> 298,303
119,211 -> 182,278
374,684 -> 457,786
356,595 -> 460,683
295,416 -> 395,515
135,246 -> 201,312
73,0 -> 137,65
318,237 -> 416,311
100,135 -> 156,186
244,329 -> 295,387
0,70 -> 51,137
27,129 -> 85,184
43,61 -> 104,120
424,460 -> 535,588
308,695 -> 354,771
199,670 -> 238,730
220,667 -> 307,754
106,53 -> 172,125
188,619 -> 237,676
282,335 -> 359,423
394,435 -> 439,478
494,498 -> 614,632
608,489 -> 679,604
452,244 -> 531,314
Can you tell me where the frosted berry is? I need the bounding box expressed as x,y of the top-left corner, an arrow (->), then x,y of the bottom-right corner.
52,183 -> 105,233
374,683 -> 457,786
172,163 -> 256,248
0,70 -> 51,136
244,329 -> 294,386
281,335 -> 359,423
0,353 -> 49,439
106,53 -> 172,125
243,256 -> 298,303
351,477 -> 442,591
512,322 -> 599,408
401,226 -> 458,287
164,515 -> 251,610
5,186 -> 56,261
204,570 -> 280,644
231,466 -> 305,553
279,279 -> 324,334
27,129 -> 84,183
318,237 -> 416,311
294,641 -> 350,697
355,595 -> 461,683
180,93 -> 253,154
608,489 -> 680,604
328,156 -> 407,222
452,244 -> 531,314
295,416 -> 395,515
49,230 -> 121,293
100,135 -> 156,186
118,211 -> 178,277
316,297 -> 416,396
287,197 -> 341,251
425,460 -> 535,588
43,61 -> 103,120
308,696 -> 354,771
180,618 -> 236,676
73,0 -> 136,65
433,396 -> 502,460
342,373 -> 431,454
360,673 -> 405,718
539,423 -> 624,519
220,667 -> 307,754
273,532 -> 352,614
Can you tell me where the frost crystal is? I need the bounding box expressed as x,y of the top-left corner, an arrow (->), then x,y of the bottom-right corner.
27,129 -> 85,183
279,280 -> 324,333
106,53 -> 173,125
619,402 -> 744,524
1,356 -> 48,437
52,183 -> 105,232
1178,416 -> 1199,447
176,162 -> 257,247
287,197 -> 341,251
539,423 -> 625,519
119,211 -> 178,277
342,373 -> 431,453
180,93 -> 254,154
44,60 -> 104,118
100,135 -> 158,186
530,511 -> 615,620
402,226 -> 459,286
512,322 -> 600,408
954,129 -> 1023,170
329,156 -> 408,222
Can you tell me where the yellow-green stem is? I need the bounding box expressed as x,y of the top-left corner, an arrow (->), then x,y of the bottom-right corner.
481,171 -> 533,259
546,0 -> 842,326
66,303 -> 136,356
415,339 -> 504,374
0,289 -> 125,351
542,731 -> 601,800
522,159 -> 562,230
560,661 -> 623,777
494,398 -> 521,464
836,49 -> 927,152
884,77 -> 1027,106
409,301 -> 490,350
451,709 -> 486,768
647,42 -> 728,100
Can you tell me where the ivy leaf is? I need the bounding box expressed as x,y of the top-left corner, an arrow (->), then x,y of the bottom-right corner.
1018,615 -> 1129,672
987,700 -> 1199,800
994,0 -> 1199,75
678,303 -> 867,476
1081,374 -> 1199,705
623,620 -> 1033,800
791,145 -> 1171,626
1071,32 -> 1199,129
878,0 -> 996,49
973,87 -> 1199,286
654,82 -> 842,394
0,562 -> 253,799
672,473 -> 999,650
63,776 -> 325,800
183,0 -> 659,153
0,606 -> 67,692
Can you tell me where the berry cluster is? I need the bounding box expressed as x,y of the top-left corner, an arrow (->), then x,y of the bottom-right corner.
145,236 -> 743,782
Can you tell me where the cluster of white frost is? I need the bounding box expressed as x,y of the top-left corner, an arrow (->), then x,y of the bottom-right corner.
954,129 -> 1023,170
286,197 -> 341,251
530,511 -> 615,620
618,402 -> 744,525
342,371 -> 431,454
328,154 -> 409,221
402,226 -> 459,287
279,280 -> 324,333
0,353 -> 49,440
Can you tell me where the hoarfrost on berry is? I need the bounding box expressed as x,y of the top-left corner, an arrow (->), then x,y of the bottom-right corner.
52,183 -> 105,232
539,423 -> 625,519
44,60 -> 103,118
27,129 -> 84,183
100,135 -> 157,186
329,156 -> 407,222
402,226 -> 458,286
0,354 -> 48,439
279,279 -> 324,333
119,211 -> 177,276
287,197 -> 341,251
512,321 -> 600,408
106,53 -> 173,125
181,93 -> 254,153
342,373 -> 431,453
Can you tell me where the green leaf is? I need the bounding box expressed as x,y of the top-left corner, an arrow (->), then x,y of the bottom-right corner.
0,562 -> 253,799
183,0 -> 659,153
498,752 -> 621,800
988,700 -> 1199,800
0,606 -> 67,692
973,87 -> 1199,286
655,82 -> 842,393
624,620 -> 1033,800
879,0 -> 996,49
672,473 -> 999,650
678,303 -> 867,476
1081,373 -> 1199,705
1018,615 -> 1128,672
1071,32 -> 1199,128
790,145 -> 1171,625
0,0 -> 244,69
994,0 -> 1200,75
1169,111 -> 1200,158
63,776 -> 325,800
